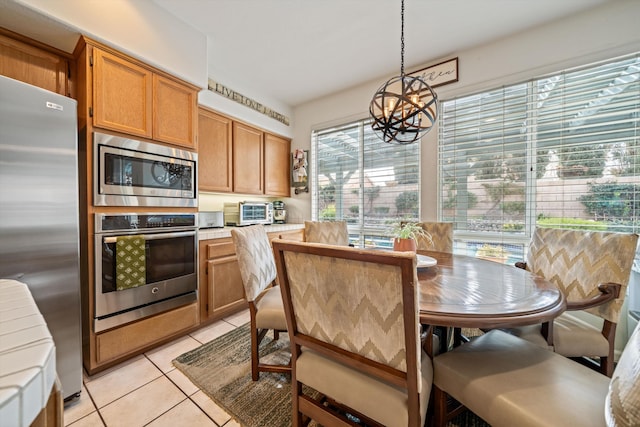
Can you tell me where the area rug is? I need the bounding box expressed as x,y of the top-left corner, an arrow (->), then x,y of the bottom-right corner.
173,323 -> 488,427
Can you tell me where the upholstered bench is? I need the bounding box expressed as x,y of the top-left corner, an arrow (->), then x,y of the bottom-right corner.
432,324 -> 640,427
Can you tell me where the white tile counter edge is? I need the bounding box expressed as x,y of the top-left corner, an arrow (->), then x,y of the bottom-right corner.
198,223 -> 304,240
0,279 -> 57,427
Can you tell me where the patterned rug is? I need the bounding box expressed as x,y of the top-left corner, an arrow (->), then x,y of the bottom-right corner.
173,323 -> 489,427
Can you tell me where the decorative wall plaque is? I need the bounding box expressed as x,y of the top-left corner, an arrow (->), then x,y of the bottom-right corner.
208,78 -> 290,126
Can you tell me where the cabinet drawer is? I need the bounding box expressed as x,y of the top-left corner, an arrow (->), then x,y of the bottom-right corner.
206,238 -> 235,258
96,303 -> 197,364
270,229 -> 304,242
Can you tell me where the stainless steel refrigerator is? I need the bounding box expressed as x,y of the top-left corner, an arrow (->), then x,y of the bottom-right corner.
0,75 -> 82,402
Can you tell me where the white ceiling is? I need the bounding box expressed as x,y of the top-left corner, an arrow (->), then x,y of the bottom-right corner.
0,0 -> 612,107
152,0 -> 610,107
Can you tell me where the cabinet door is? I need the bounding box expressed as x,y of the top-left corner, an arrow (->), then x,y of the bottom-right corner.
198,108 -> 233,192
206,256 -> 246,318
0,33 -> 69,96
92,48 -> 153,138
233,122 -> 264,194
200,239 -> 247,322
264,133 -> 291,196
153,74 -> 197,149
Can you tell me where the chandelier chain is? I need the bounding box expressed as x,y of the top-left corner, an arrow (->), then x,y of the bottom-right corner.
368,0 -> 438,144
400,0 -> 405,76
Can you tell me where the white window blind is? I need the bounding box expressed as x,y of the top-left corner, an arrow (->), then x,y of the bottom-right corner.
312,119 -> 420,246
440,54 -> 640,242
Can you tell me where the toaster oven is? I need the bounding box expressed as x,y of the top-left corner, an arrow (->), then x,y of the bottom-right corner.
223,202 -> 273,226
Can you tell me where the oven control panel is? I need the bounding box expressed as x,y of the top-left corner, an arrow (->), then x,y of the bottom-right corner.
96,213 -> 198,233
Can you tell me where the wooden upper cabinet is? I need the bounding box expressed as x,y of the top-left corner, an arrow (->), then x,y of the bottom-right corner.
233,122 -> 264,194
0,32 -> 69,96
92,48 -> 153,138
153,74 -> 197,149
90,44 -> 198,148
264,133 -> 291,196
198,107 -> 233,192
197,106 -> 292,196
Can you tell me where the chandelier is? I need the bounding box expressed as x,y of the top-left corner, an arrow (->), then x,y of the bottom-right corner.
369,0 -> 438,144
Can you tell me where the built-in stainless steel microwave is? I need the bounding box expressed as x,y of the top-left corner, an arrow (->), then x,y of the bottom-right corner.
224,202 -> 273,226
94,132 -> 197,207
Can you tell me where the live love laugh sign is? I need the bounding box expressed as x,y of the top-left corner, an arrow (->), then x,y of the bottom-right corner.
208,78 -> 290,126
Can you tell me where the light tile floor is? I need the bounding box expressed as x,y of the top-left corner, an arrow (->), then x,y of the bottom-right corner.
63,310 -> 251,427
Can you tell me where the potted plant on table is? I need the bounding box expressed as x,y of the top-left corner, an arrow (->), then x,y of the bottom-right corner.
390,222 -> 432,252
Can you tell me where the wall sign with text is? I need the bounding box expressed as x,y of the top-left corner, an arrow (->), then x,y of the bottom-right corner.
208,78 -> 290,126
409,57 -> 458,88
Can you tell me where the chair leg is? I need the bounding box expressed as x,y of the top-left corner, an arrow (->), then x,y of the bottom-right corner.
250,325 -> 260,381
292,379 -> 303,427
432,385 -> 448,427
601,321 -> 616,377
601,356 -> 614,377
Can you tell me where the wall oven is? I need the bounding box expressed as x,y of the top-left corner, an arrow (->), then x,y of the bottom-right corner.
94,213 -> 198,332
94,132 -> 197,207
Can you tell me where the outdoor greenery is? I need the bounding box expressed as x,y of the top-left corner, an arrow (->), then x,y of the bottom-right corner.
474,152 -> 527,181
319,205 -> 336,220
557,144 -> 606,178
579,182 -> 640,220
395,191 -> 419,216
610,141 -> 640,176
536,216 -> 608,231
481,182 -> 525,217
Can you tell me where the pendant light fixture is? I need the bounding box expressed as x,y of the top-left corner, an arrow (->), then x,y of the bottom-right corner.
369,0 -> 438,144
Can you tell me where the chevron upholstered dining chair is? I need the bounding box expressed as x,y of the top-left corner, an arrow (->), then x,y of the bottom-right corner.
272,239 -> 432,427
303,220 -> 350,246
230,225 -> 291,381
502,226 -> 638,376
415,222 -> 453,253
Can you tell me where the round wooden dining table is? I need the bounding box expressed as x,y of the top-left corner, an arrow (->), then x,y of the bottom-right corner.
417,250 -> 566,329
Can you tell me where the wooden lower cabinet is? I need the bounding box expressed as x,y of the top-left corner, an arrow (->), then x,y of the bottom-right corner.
199,229 -> 304,323
94,303 -> 198,365
273,229 -> 305,242
199,238 -> 247,322
30,380 -> 63,427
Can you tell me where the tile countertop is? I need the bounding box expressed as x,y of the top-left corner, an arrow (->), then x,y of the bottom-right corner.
0,279 -> 57,427
198,223 -> 304,240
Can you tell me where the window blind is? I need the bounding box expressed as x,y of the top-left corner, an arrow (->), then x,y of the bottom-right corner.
440,54 -> 640,241
312,118 -> 420,246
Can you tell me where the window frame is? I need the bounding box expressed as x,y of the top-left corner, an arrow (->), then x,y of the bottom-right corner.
438,53 -> 640,260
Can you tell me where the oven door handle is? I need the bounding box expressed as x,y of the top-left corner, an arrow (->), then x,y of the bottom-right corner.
102,230 -> 196,243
